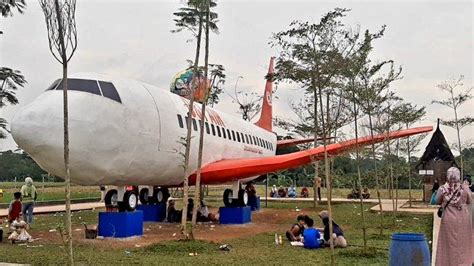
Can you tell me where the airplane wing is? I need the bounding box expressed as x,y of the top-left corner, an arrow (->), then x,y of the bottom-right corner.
276,137 -> 334,149
188,126 -> 432,185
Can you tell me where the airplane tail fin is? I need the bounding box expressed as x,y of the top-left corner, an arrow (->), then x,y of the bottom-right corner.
255,57 -> 275,132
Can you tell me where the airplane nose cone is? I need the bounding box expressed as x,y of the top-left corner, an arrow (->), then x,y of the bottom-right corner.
11,98 -> 63,157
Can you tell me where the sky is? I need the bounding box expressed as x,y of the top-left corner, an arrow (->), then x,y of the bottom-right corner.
1,0 -> 473,156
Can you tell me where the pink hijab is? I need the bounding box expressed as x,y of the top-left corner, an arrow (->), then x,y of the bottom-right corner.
439,167 -> 462,204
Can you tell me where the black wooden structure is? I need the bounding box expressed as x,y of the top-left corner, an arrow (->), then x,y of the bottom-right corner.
416,120 -> 457,201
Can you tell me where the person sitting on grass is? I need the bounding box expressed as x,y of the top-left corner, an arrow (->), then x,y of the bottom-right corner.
288,185 -> 296,198
270,185 -> 278,198
318,210 -> 347,248
286,214 -> 307,241
300,187 -> 309,198
8,192 -> 22,225
166,200 -> 182,223
197,200 -> 218,223
302,217 -> 322,249
278,186 -> 287,197
8,215 -> 31,244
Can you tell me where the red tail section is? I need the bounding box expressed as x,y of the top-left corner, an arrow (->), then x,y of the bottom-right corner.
255,57 -> 274,132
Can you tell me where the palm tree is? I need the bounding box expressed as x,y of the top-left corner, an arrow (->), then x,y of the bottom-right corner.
0,67 -> 26,107
0,0 -> 26,17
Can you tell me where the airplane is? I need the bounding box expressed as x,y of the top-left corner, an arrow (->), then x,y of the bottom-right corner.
11,58 -> 433,212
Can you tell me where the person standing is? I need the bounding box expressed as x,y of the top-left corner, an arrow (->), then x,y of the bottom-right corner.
8,192 -> 22,224
435,167 -> 472,266
20,177 -> 37,225
316,177 -> 322,201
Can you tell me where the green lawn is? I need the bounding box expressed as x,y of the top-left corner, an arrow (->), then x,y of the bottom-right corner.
0,201 -> 433,265
0,184 -> 100,203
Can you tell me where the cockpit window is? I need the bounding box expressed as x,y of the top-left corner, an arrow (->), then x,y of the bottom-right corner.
46,79 -> 61,91
99,81 -> 122,103
55,79 -> 101,95
46,78 -> 122,104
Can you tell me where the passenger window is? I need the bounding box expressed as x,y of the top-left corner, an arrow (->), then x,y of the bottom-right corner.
240,133 -> 245,143
211,124 -> 216,136
192,119 -> 198,131
252,136 -> 257,145
245,135 -> 249,144
231,130 -> 236,141
236,132 -> 241,142
216,126 -> 222,137
177,114 -> 184,128
222,127 -> 226,138
205,122 -> 210,134
227,129 -> 231,140
99,81 -> 122,103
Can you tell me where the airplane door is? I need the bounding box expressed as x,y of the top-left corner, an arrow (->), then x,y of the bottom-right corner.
142,85 -> 177,153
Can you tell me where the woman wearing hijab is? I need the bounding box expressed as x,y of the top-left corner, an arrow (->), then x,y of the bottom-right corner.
318,210 -> 347,248
20,177 -> 37,225
270,185 -> 278,198
435,167 -> 472,266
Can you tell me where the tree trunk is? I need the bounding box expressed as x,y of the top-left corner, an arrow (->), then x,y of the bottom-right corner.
54,0 -> 73,263
312,86 -> 319,207
368,112 -> 384,235
318,87 -> 335,264
353,90 -> 367,249
191,1 -> 210,230
453,105 -> 463,177
181,16 -> 203,238
406,123 -> 412,207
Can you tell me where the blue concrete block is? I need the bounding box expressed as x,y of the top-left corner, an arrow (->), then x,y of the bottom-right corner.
219,206 -> 251,224
247,196 -> 260,211
98,211 -> 143,238
136,204 -> 166,222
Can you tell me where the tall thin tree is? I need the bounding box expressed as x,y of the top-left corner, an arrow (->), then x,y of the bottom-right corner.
39,0 -> 78,264
191,0 -> 218,229
432,75 -> 473,177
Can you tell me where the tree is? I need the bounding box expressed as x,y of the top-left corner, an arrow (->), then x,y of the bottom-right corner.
0,1 -> 27,138
191,0 -> 220,231
392,102 -> 426,207
271,8 -> 358,263
39,0 -> 78,264
357,59 -> 402,235
0,0 -> 26,18
343,26 -> 386,249
0,68 -> 26,138
432,75 -> 473,177
172,0 -> 218,239
228,76 -> 263,121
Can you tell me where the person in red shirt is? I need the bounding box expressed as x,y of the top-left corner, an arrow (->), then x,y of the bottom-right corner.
8,192 -> 22,224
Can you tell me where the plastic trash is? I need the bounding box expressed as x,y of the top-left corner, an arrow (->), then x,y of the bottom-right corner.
219,244 -> 231,251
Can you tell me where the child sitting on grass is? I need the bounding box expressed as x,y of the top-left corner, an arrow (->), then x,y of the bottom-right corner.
302,217 -> 322,249
8,192 -> 22,224
286,214 -> 307,241
8,215 -> 31,244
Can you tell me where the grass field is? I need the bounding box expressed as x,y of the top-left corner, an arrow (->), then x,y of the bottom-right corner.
0,181 -> 423,205
0,201 -> 433,265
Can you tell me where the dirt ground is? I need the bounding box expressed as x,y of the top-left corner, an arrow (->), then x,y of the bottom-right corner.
25,208 -> 303,249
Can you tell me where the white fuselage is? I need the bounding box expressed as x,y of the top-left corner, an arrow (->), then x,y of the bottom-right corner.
11,73 -> 277,186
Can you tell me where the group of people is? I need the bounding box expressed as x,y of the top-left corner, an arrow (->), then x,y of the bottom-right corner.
270,185 -> 298,198
1,177 -> 37,243
270,177 -> 324,200
433,167 -> 473,266
286,210 -> 347,249
166,198 -> 218,223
